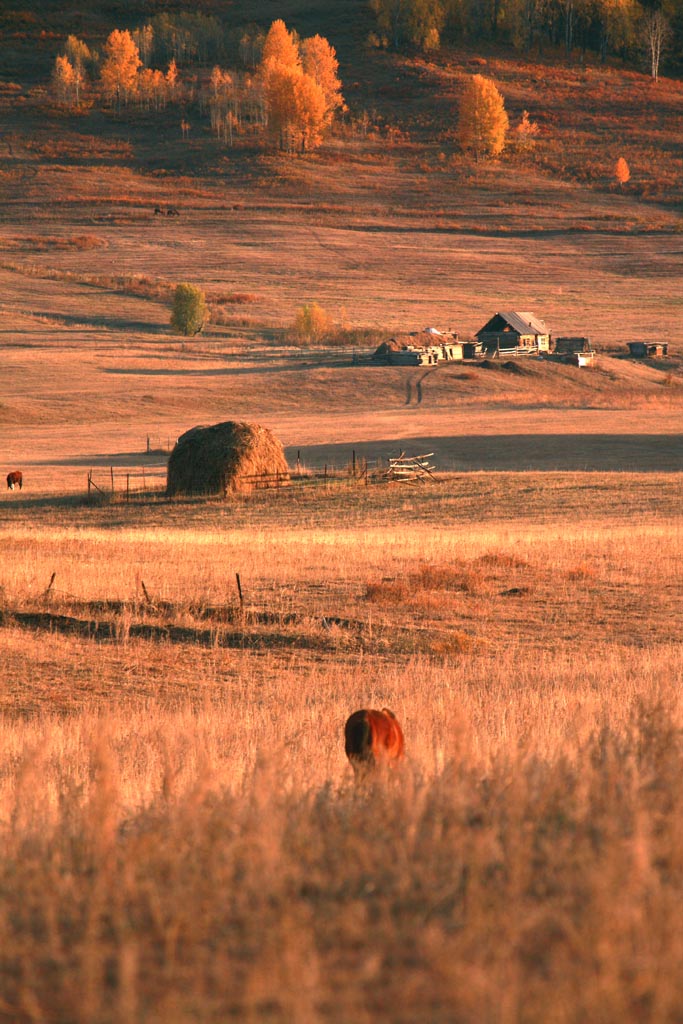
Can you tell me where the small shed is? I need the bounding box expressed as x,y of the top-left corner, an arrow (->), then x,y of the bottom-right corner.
628,342 -> 668,358
476,312 -> 551,356
166,420 -> 289,497
553,337 -> 595,366
373,332 -> 462,365
554,337 -> 592,356
462,341 -> 483,360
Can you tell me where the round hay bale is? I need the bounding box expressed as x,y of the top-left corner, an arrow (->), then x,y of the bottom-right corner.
167,420 -> 289,497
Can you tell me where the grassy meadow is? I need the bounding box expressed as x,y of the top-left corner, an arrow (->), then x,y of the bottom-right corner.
2,479 -> 683,1021
1,5 -> 683,1019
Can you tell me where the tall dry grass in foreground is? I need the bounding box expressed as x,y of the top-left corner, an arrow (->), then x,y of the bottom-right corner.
1,494 -> 682,1022
2,647 -> 683,1023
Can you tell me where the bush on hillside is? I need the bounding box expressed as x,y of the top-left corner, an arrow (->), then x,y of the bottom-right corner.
292,302 -> 333,343
171,283 -> 208,336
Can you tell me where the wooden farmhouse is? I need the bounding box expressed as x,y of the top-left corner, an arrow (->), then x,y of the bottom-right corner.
476,312 -> 551,356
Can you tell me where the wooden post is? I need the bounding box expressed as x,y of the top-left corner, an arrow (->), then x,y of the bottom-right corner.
296,450 -> 301,476
126,474 -> 130,502
44,572 -> 56,598
235,572 -> 244,612
87,470 -> 92,499
147,435 -> 151,453
110,466 -> 115,493
352,450 -> 356,477
142,468 -> 146,491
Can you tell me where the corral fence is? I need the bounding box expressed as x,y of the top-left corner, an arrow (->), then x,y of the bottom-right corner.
85,449 -> 437,500
86,467 -> 166,501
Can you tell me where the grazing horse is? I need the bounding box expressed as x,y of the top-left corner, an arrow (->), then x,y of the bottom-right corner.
6,470 -> 22,491
344,708 -> 405,777
166,206 -> 180,216
154,207 -> 164,216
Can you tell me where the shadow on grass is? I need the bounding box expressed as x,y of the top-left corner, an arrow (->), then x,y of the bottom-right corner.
288,434 -> 683,473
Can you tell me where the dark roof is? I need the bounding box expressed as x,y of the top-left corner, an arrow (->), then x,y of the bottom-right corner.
477,311 -> 548,336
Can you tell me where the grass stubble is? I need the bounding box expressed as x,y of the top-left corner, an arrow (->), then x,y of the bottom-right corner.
0,481 -> 682,1023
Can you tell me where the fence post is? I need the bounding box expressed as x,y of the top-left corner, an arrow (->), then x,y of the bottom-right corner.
352,450 -> 356,477
126,474 -> 130,503
235,572 -> 244,613
142,468 -> 146,491
87,470 -> 92,500
110,466 -> 114,493
147,435 -> 150,453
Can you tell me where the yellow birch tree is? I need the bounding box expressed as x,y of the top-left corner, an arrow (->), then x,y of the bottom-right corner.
301,34 -> 344,115
100,30 -> 141,109
615,156 -> 630,187
458,74 -> 509,161
261,19 -> 301,71
52,55 -> 76,108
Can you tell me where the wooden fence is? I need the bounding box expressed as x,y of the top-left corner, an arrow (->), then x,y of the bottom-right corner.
385,452 -> 437,483
86,449 -> 437,499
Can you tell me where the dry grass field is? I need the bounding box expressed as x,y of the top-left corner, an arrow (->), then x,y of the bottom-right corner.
1,11 -> 683,1020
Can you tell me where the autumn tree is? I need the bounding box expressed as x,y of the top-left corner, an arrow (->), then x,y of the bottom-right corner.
64,35 -> 90,105
513,109 -> 540,153
293,302 -> 332,342
301,35 -> 344,114
52,55 -> 77,108
615,156 -> 630,187
138,68 -> 166,111
100,29 -> 141,109
261,19 -> 301,70
640,7 -> 670,81
171,284 -> 207,336
458,74 -> 508,161
259,20 -> 335,154
292,72 -> 329,152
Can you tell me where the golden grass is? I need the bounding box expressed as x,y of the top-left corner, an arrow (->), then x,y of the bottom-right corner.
1,49 -> 682,1015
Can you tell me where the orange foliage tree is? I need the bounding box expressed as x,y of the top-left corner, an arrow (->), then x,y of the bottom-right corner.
615,156 -> 630,187
458,74 -> 509,161
261,19 -> 301,71
259,20 -> 342,154
301,34 -> 344,115
51,55 -> 77,108
100,30 -> 142,109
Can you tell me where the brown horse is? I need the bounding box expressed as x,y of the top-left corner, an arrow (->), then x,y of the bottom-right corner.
344,708 -> 405,777
6,470 -> 22,491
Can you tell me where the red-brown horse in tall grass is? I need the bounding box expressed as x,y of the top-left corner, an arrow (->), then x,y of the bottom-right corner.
6,471 -> 22,491
344,708 -> 405,777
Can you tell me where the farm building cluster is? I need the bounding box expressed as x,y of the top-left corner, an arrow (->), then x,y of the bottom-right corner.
362,312 -> 596,366
360,311 -> 662,367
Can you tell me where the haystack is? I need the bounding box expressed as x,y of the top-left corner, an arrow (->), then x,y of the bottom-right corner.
166,420 -> 289,497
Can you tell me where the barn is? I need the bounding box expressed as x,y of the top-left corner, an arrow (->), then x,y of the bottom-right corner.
166,420 -> 289,497
476,312 -> 551,356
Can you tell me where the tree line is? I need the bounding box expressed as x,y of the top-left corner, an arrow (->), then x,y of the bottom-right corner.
370,0 -> 681,78
50,19 -> 344,154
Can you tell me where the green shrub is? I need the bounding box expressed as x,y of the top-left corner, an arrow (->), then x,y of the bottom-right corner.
171,283 -> 207,336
